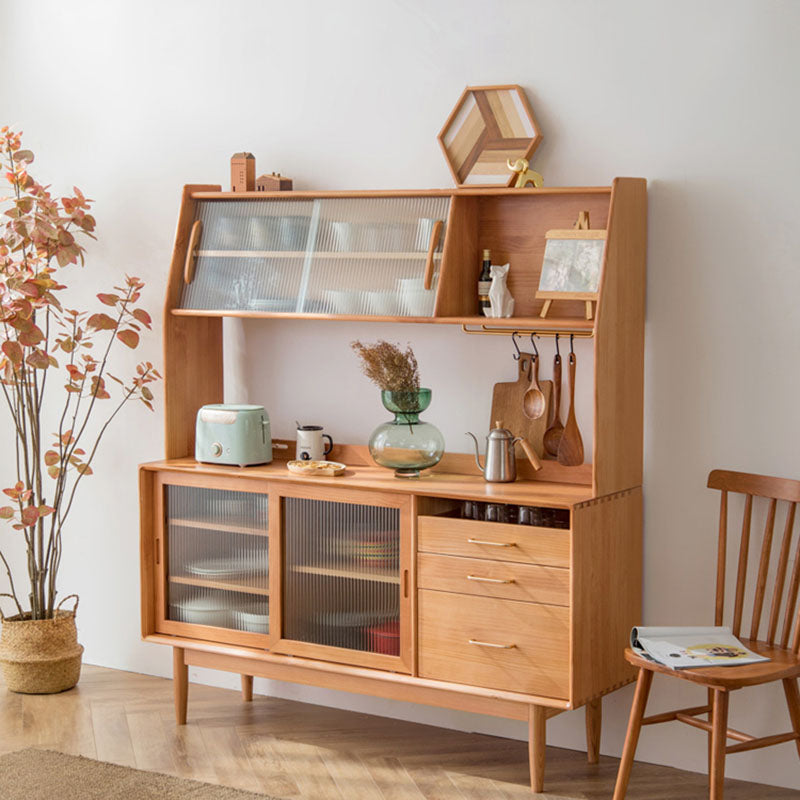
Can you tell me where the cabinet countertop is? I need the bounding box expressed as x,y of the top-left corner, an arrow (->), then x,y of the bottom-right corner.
140,458 -> 596,508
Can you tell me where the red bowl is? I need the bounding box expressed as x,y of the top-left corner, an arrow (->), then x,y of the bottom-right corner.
367,619 -> 400,655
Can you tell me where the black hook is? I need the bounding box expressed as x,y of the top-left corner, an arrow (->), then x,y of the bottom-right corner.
555,333 -> 560,357
511,331 -> 521,361
529,332 -> 539,359
569,333 -> 575,355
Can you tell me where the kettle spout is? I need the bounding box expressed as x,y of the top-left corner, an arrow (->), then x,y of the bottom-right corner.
465,432 -> 485,474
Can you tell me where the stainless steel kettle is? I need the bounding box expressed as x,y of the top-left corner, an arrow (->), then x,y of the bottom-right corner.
466,421 -> 542,483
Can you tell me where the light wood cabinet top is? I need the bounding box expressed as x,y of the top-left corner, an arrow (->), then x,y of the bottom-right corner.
141,457 -> 594,508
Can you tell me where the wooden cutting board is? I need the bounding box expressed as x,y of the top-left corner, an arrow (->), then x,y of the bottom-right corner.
490,353 -> 552,458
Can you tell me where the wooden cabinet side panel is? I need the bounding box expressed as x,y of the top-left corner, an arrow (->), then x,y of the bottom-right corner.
592,177 -> 647,496
164,184 -> 224,459
435,195 -> 479,317
139,467 -> 157,637
164,317 -> 223,459
570,488 -> 642,706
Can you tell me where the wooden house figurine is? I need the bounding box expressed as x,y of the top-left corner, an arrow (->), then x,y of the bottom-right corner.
230,152 -> 255,192
256,172 -> 293,192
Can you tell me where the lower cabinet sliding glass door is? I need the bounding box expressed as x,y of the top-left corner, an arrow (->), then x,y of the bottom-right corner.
154,474 -> 273,648
273,487 -> 413,672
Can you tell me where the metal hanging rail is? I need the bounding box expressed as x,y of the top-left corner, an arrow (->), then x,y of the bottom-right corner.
460,324 -> 594,339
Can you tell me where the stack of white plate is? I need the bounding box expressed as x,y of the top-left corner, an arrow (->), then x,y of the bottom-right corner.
232,601 -> 269,634
169,596 -> 231,627
186,554 -> 268,581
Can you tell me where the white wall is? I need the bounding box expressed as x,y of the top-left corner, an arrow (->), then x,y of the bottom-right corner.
2,0 -> 800,789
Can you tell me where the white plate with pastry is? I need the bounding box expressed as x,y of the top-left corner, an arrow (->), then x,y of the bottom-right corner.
286,460 -> 346,477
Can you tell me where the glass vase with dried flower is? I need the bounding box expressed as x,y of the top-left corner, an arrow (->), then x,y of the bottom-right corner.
351,341 -> 444,478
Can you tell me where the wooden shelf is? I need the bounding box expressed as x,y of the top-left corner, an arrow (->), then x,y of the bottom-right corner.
169,575 -> 269,596
169,308 -> 595,333
290,565 -> 400,585
197,251 -> 442,260
169,518 -> 268,537
189,186 -> 612,200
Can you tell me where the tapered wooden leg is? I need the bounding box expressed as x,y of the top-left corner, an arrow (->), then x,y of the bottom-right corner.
241,674 -> 254,702
585,697 -> 602,764
528,705 -> 546,793
612,668 -> 653,800
173,647 -> 188,725
710,689 -> 729,800
782,678 -> 800,759
707,688 -> 714,787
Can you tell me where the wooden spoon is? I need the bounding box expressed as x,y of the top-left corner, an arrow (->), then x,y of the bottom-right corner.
542,352 -> 563,456
522,354 -> 546,420
557,352 -> 584,466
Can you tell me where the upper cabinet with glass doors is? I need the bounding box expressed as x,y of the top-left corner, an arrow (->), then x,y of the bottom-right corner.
171,182 -> 642,334
180,196 -> 450,318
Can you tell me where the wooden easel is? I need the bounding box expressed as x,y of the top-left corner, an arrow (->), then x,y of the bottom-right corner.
537,211 -> 605,320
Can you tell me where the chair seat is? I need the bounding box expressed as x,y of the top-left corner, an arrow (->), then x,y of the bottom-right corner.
624,639 -> 800,690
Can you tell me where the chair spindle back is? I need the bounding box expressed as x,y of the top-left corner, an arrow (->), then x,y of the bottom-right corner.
708,469 -> 800,650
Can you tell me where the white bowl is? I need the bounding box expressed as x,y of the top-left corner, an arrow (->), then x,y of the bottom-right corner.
399,290 -> 436,317
322,289 -> 361,315
366,291 -> 400,316
232,601 -> 269,634
170,597 -> 231,628
329,221 -> 353,252
397,277 -> 426,294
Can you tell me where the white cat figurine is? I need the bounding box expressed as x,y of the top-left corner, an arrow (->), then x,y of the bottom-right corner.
485,263 -> 515,318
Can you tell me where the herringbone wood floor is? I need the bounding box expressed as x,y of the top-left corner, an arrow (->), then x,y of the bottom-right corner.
0,664 -> 798,799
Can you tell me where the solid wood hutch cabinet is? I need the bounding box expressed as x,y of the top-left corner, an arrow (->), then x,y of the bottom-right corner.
140,178 -> 646,793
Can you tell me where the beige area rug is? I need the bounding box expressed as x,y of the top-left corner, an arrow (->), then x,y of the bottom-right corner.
0,748 -> 284,799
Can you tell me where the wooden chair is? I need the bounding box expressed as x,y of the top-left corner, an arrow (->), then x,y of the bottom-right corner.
613,469 -> 800,800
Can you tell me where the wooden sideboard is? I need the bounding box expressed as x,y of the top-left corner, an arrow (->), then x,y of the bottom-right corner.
140,179 -> 646,793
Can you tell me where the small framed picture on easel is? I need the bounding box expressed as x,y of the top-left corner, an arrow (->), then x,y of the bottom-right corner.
536,211 -> 606,320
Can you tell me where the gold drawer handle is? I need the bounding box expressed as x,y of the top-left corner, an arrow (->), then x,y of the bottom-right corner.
468,638 -> 516,649
467,538 -> 515,547
467,574 -> 515,584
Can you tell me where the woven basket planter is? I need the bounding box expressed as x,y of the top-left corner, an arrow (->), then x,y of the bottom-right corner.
0,599 -> 83,694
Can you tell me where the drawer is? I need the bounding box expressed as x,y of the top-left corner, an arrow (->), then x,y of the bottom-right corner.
417,515 -> 570,568
418,590 -> 569,698
418,552 -> 569,606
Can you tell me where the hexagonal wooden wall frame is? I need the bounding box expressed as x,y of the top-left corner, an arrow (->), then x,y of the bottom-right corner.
438,84 -> 542,188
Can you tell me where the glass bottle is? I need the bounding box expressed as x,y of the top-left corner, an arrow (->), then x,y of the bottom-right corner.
478,249 -> 492,314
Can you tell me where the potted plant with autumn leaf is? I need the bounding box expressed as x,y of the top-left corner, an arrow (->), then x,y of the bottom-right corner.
0,127 -> 161,694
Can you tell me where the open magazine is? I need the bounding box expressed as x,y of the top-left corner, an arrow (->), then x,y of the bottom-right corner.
631,626 -> 770,670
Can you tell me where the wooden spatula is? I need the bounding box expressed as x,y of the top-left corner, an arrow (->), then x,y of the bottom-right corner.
543,351 -> 563,456
557,352 -> 584,466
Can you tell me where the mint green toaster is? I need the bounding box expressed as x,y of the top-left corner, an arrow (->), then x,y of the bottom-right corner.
195,404 -> 272,467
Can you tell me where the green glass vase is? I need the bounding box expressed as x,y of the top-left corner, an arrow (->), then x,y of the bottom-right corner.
368,389 -> 445,478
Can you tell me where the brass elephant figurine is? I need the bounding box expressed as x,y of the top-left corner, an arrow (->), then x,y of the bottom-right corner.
507,157 -> 543,189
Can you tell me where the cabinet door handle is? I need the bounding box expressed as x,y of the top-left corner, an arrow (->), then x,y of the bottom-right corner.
183,220 -> 203,284
467,574 -> 515,584
423,219 -> 443,290
467,538 -> 515,547
468,638 -> 516,649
